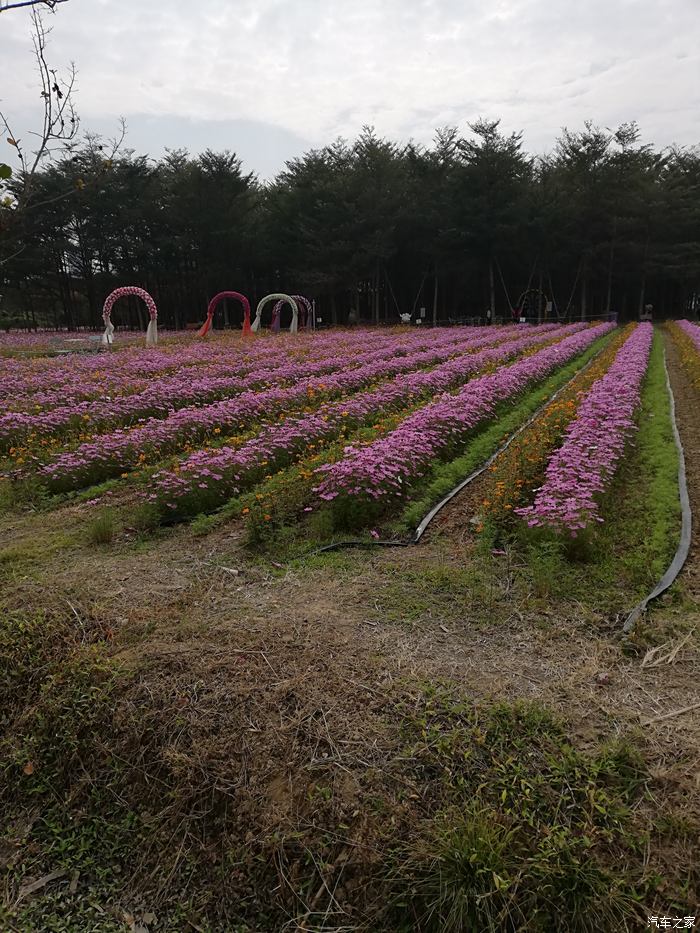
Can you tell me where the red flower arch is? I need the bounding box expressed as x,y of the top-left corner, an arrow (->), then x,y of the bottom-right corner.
198,292 -> 252,337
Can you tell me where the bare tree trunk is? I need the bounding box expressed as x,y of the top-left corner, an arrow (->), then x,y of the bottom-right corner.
488,255 -> 496,320
638,232 -> 650,317
638,273 -> 646,317
432,266 -> 439,326
374,262 -> 380,325
605,238 -> 616,315
580,265 -> 588,321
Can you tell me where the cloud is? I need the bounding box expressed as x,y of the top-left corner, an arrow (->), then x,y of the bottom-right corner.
1,0 -> 698,176
85,113 -> 313,180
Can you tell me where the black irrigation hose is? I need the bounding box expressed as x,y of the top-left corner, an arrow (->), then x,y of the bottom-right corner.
301,345 -> 608,558
622,347 -> 692,633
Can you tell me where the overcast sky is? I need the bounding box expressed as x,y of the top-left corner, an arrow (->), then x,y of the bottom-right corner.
2,0 -> 699,178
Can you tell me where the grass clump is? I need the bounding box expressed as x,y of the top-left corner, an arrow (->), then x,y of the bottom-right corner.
128,500 -> 161,533
0,611 -> 137,930
0,476 -> 50,513
85,507 -> 118,545
387,687 -> 665,931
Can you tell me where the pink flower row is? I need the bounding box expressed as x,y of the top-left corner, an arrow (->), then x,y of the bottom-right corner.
1,325 -> 426,411
3,324 -> 511,448
313,323 -> 615,505
36,325 -> 558,491
516,322 -> 653,534
3,323 -> 454,409
149,324 -> 589,516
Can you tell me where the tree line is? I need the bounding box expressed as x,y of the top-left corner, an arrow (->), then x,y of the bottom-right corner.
1,119 -> 699,331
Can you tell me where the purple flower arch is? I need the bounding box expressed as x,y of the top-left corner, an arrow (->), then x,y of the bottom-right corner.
272,295 -> 312,332
198,291 -> 252,337
102,286 -> 158,347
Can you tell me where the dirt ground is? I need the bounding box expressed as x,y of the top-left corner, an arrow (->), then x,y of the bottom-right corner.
2,328 -> 700,929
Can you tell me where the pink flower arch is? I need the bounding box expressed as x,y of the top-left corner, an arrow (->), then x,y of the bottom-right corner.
102,286 -> 158,347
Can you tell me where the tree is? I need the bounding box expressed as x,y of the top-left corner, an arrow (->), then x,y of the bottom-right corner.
453,118 -> 531,318
2,118 -> 698,331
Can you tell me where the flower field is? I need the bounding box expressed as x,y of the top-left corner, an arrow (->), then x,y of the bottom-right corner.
0,319 -> 678,544
1,320 -> 698,933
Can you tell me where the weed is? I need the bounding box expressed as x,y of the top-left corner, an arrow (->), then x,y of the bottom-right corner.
0,476 -> 50,512
521,538 -> 569,599
86,508 -> 117,545
129,501 -> 161,533
388,689 -> 654,931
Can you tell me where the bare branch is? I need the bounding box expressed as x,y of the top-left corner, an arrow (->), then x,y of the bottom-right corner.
0,8 -> 79,214
0,1 -> 69,13
0,8 -> 125,268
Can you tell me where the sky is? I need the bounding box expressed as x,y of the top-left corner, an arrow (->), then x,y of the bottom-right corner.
1,0 -> 699,179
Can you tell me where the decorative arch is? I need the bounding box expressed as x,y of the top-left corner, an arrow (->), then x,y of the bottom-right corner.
272,295 -> 312,332
102,286 -> 158,347
252,294 -> 299,334
198,291 -> 252,337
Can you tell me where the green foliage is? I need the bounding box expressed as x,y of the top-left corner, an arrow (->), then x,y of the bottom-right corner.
389,690 -> 652,931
